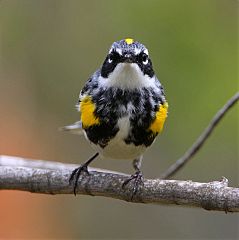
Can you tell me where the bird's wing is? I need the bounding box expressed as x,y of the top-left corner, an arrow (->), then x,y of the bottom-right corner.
60,70 -> 101,135
147,76 -> 168,134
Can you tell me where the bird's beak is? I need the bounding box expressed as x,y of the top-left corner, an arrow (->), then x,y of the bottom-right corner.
123,53 -> 134,63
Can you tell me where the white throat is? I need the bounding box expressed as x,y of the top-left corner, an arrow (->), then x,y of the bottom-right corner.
100,63 -> 155,89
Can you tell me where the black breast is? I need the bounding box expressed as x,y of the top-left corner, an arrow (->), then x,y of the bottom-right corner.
85,87 -> 163,148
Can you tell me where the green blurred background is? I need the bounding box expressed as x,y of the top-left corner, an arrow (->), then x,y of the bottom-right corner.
0,0 -> 238,239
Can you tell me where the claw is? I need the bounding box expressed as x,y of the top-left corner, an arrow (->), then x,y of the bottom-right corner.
69,152 -> 99,196
122,171 -> 144,200
69,164 -> 90,195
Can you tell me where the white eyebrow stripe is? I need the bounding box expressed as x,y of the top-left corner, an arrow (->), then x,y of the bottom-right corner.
143,49 -> 149,55
115,48 -> 123,55
134,48 -> 141,55
109,48 -> 123,55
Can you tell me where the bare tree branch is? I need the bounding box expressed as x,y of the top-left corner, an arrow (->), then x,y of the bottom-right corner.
0,94 -> 238,212
0,156 -> 239,212
160,92 -> 239,179
0,155 -> 126,175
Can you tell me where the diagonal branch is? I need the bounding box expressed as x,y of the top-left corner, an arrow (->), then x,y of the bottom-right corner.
0,156 -> 239,212
160,92 -> 239,179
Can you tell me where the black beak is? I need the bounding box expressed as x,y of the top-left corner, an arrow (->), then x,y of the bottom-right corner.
123,53 -> 134,63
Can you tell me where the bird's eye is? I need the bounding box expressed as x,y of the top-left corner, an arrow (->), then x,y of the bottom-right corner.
108,57 -> 113,63
108,54 -> 114,63
142,54 -> 148,65
108,52 -> 120,64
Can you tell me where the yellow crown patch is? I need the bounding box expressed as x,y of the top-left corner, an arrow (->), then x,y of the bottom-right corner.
125,38 -> 134,45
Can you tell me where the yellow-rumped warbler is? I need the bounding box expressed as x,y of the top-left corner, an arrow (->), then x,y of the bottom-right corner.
62,38 -> 168,196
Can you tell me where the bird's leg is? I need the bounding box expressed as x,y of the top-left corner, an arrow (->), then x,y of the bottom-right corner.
69,152 -> 99,195
122,156 -> 144,199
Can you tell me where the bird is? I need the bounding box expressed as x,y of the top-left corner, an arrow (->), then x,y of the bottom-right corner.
62,38 -> 168,197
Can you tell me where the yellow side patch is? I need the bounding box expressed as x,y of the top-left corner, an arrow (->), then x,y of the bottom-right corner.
148,102 -> 168,134
80,96 -> 100,128
125,38 -> 134,44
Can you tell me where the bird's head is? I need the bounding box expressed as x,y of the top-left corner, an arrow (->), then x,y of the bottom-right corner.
101,39 -> 155,82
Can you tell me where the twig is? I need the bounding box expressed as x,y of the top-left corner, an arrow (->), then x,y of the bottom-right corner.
0,157 -> 238,212
160,92 -> 239,179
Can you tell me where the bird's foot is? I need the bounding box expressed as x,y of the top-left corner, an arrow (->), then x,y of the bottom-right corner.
122,170 -> 144,200
69,152 -> 99,196
69,164 -> 90,195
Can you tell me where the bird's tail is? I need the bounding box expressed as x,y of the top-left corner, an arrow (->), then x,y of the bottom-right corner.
59,121 -> 84,135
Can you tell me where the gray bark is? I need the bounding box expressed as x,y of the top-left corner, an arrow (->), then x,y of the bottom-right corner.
0,155 -> 238,212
